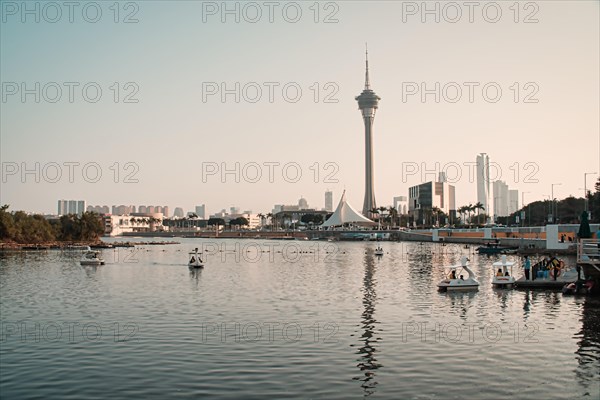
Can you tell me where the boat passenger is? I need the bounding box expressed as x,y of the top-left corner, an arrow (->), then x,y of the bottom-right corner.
450,270 -> 456,279
505,271 -> 510,276
496,269 -> 503,277
190,256 -> 195,263
459,275 -> 464,280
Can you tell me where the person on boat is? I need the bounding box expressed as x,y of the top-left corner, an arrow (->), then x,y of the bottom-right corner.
190,256 -> 196,264
505,271 -> 510,276
524,255 -> 531,280
449,270 -> 456,279
459,274 -> 464,280
496,269 -> 503,277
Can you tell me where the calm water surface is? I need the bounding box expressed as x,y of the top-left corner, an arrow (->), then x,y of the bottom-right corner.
1,239 -> 599,399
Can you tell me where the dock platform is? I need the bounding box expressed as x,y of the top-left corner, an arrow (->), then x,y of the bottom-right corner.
515,268 -> 578,289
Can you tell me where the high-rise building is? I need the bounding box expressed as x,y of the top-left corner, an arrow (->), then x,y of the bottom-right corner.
356,47 -> 381,218
508,190 -> 519,215
138,205 -> 147,213
58,199 -> 85,215
88,205 -> 110,214
324,190 -> 333,212
393,196 -> 408,214
57,200 -> 67,215
408,179 -> 455,224
77,201 -> 86,215
68,200 -> 78,214
298,196 -> 308,209
476,153 -> 492,222
195,204 -> 206,219
493,180 -> 509,218
173,207 -> 184,218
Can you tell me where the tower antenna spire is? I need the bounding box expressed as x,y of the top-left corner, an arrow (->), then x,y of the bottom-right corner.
365,43 -> 371,90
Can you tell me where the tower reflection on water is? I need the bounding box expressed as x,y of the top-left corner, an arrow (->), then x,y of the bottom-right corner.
352,251 -> 382,396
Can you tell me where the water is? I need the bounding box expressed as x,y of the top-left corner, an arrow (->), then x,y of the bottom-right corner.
1,239 -> 599,399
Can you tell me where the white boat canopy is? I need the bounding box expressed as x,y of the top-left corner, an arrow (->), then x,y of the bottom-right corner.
492,255 -> 515,267
322,191 -> 376,227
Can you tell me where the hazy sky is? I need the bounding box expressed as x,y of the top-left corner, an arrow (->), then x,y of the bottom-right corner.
1,0 -> 599,215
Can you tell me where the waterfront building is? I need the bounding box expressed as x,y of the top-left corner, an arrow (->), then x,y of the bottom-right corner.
408,179 -> 456,225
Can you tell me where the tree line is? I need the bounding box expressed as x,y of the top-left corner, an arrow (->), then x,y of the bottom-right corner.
0,205 -> 104,243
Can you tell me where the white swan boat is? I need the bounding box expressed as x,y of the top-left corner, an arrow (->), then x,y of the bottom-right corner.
492,255 -> 516,288
188,248 -> 204,268
80,250 -> 105,266
438,256 -> 479,292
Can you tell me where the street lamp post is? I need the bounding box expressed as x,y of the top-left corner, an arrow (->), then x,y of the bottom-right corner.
551,183 -> 562,223
584,172 -> 597,214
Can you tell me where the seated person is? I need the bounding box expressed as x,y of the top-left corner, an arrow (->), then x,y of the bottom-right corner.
496,269 -> 503,277
505,271 -> 510,276
459,274 -> 464,280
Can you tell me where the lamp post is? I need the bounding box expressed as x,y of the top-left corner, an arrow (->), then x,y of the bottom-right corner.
551,183 -> 561,223
584,172 -> 597,214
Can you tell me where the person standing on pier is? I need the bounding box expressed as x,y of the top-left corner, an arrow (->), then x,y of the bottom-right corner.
524,255 -> 531,280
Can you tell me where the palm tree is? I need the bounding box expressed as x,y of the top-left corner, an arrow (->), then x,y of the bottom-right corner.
377,206 -> 388,229
387,206 -> 398,228
474,202 -> 485,225
257,213 -> 265,228
467,204 -> 475,227
370,208 -> 380,229
458,205 -> 469,226
431,206 -> 442,227
266,213 -> 273,231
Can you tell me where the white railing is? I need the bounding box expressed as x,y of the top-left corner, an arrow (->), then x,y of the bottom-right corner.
577,239 -> 600,263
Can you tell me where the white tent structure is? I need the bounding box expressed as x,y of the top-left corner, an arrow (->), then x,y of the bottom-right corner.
322,191 -> 377,227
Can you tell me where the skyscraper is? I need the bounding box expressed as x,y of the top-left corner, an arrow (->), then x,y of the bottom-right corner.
325,190 -> 333,212
298,196 -> 308,209
356,47 -> 380,218
493,180 -> 509,218
508,190 -> 519,214
476,153 -> 492,222
57,200 -> 67,215
195,204 -> 206,219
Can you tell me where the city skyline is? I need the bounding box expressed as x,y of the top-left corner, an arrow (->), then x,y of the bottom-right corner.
1,2 -> 598,215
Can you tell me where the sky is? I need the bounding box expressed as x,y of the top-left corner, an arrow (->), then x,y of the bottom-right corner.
1,0 -> 599,216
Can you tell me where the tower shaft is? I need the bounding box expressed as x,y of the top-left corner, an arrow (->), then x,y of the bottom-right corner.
355,48 -> 381,219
